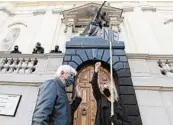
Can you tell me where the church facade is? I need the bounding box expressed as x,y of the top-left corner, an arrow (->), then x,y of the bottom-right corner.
0,1 -> 173,125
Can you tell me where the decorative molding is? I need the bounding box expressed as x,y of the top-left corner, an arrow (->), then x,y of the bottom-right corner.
0,51 -> 65,58
62,2 -> 123,27
141,6 -> 156,12
134,86 -> 173,91
33,9 -> 46,16
8,22 -> 28,28
127,53 -> 173,60
0,7 -> 15,16
62,18 -> 76,33
52,8 -> 62,14
109,17 -> 124,27
0,58 -> 38,74
0,81 -> 41,87
123,7 -> 134,13
164,19 -> 173,25
158,59 -> 173,76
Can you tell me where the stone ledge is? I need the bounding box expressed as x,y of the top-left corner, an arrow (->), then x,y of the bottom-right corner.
0,52 -> 65,58
132,76 -> 173,88
0,82 -> 41,87
127,53 -> 173,60
134,86 -> 173,91
66,36 -> 125,49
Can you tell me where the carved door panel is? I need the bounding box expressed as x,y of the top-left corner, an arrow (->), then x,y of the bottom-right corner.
74,66 -> 110,125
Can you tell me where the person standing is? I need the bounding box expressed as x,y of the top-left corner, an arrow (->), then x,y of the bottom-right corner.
91,62 -> 131,125
32,65 -> 82,125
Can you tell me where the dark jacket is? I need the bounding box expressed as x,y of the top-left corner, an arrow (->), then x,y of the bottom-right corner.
32,78 -> 81,125
32,47 -> 44,54
10,50 -> 21,54
91,72 -> 131,125
71,96 -> 82,125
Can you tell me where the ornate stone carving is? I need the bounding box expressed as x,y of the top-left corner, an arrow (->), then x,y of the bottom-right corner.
0,58 -> 38,74
8,22 -> 27,28
164,19 -> 173,25
1,28 -> 20,51
62,2 -> 123,34
109,17 -> 123,31
0,3 -> 15,16
158,59 -> 173,76
63,18 -> 76,33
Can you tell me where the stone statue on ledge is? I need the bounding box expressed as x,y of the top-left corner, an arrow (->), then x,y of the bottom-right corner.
80,1 -> 109,36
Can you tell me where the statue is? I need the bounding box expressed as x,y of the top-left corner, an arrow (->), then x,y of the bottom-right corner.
80,1 -> 109,36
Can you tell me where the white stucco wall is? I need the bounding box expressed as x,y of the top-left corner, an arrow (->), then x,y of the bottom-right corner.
135,90 -> 173,125
128,56 -> 173,125
0,2 -> 173,54
0,85 -> 39,125
0,2 -> 173,125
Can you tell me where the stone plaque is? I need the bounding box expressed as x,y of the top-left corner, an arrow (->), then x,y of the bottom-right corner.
0,94 -> 22,116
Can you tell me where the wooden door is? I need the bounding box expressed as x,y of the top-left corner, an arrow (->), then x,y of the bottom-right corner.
73,66 -> 111,125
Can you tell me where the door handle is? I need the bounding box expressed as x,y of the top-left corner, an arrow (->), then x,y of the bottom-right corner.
81,106 -> 87,116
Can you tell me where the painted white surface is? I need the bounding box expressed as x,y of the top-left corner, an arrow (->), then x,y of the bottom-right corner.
0,85 -> 39,125
136,90 -> 173,125
0,2 -> 173,54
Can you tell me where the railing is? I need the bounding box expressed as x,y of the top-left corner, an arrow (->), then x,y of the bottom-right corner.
158,59 -> 173,76
0,52 -> 64,83
0,57 -> 38,74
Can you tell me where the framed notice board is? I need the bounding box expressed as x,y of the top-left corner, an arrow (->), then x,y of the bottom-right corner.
0,93 -> 22,117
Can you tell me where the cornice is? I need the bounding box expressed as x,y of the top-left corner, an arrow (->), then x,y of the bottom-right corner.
127,53 -> 173,60
0,3 -> 15,16
33,9 -> 46,16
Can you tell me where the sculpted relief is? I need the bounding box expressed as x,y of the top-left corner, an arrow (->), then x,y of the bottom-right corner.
1,28 -> 20,51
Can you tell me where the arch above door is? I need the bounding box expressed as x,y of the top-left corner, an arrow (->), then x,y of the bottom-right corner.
63,36 -> 142,125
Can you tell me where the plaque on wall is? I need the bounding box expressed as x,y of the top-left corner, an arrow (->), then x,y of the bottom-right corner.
0,94 -> 22,117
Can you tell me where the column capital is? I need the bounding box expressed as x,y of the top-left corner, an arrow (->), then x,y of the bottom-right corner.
62,17 -> 76,26
109,17 -> 124,26
62,17 -> 77,33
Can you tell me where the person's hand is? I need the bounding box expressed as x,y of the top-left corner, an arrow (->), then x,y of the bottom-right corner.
95,62 -> 101,72
75,85 -> 83,98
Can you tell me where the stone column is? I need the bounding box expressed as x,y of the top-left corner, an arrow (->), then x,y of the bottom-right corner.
65,18 -> 75,42
109,17 -> 121,42
109,17 -> 119,31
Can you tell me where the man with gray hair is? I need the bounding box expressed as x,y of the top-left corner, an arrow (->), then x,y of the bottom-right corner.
32,65 -> 82,125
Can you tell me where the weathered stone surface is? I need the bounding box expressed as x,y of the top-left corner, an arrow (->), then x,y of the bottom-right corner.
102,50 -> 110,62
63,55 -> 71,61
68,61 -> 78,69
76,49 -> 88,62
72,56 -> 83,65
113,49 -> 126,56
66,49 -> 76,55
117,69 -> 131,77
118,77 -> 133,86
